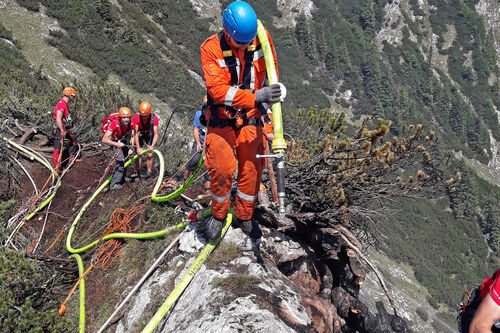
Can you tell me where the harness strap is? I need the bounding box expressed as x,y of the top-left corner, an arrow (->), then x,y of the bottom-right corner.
209,116 -> 263,129
205,31 -> 262,129
116,122 -> 131,143
137,114 -> 156,139
218,31 -> 239,87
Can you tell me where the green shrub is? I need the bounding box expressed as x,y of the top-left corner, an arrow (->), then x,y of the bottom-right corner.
213,274 -> 260,297
0,248 -> 74,332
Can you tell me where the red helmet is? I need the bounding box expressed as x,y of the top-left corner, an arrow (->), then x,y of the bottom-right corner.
139,101 -> 151,116
63,87 -> 77,97
118,107 -> 132,118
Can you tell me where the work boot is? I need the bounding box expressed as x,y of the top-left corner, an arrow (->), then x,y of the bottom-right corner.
110,183 -> 122,191
234,218 -> 262,240
205,216 -> 224,241
131,170 -> 141,180
144,170 -> 153,180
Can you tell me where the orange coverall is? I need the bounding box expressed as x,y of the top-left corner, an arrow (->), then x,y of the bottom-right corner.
200,28 -> 278,221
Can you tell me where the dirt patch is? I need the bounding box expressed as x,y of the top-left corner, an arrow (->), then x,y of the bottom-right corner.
5,146 -> 209,331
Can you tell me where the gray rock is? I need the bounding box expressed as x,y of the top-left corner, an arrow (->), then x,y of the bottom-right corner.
178,223 -> 206,254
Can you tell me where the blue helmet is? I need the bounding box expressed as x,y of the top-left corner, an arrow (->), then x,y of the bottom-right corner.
222,1 -> 258,43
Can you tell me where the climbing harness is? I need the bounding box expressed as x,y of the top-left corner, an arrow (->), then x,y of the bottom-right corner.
204,30 -> 265,130
137,113 -> 158,139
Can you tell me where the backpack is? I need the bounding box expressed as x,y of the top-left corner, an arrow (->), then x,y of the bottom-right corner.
458,270 -> 500,333
100,112 -> 119,137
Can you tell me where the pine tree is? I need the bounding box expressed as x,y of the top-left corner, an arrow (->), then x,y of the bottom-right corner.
449,94 -> 467,137
362,52 -> 382,113
338,40 -> 352,74
360,1 -> 376,35
295,14 -> 309,50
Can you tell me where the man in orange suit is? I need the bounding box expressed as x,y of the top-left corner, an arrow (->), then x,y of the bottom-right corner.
200,1 -> 283,241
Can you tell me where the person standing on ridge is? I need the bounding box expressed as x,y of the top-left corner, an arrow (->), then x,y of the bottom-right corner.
102,107 -> 134,190
132,101 -> 159,180
200,1 -> 284,241
183,98 -> 210,194
53,86 -> 78,171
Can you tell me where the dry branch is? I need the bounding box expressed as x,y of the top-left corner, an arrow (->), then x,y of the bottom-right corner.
334,226 -> 397,316
18,127 -> 37,145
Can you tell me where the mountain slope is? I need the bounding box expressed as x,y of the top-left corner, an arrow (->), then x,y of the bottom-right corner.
2,0 -> 500,332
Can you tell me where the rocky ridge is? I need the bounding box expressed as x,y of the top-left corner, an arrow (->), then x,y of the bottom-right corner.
108,217 -> 411,332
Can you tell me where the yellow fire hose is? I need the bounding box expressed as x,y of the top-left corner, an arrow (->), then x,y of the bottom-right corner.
142,209 -> 232,333
62,149 -> 204,332
256,20 -> 287,218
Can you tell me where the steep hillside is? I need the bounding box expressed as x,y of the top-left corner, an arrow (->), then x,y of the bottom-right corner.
2,0 -> 500,332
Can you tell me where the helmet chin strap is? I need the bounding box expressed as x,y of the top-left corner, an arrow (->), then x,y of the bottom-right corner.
222,29 -> 230,42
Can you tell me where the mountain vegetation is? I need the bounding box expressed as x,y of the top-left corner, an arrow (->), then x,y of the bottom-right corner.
1,0 -> 500,331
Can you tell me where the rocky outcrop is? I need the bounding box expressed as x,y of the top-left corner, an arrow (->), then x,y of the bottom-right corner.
476,0 -> 500,66
107,218 -> 409,332
275,0 -> 315,28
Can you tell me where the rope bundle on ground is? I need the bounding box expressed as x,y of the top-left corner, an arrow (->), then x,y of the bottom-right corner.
94,204 -> 146,269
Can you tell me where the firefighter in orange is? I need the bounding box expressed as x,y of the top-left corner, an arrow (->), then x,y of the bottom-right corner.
200,1 -> 283,241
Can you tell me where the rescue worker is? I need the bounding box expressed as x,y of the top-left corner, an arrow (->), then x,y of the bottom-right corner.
200,1 -> 284,240
183,99 -> 210,194
102,107 -> 134,190
53,86 -> 78,171
460,269 -> 500,332
132,101 -> 159,180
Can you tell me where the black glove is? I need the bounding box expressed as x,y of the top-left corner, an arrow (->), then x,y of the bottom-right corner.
255,84 -> 281,104
257,103 -> 272,124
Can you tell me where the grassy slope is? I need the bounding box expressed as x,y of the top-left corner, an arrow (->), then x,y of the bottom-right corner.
0,0 -> 93,82
0,0 -> 177,126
